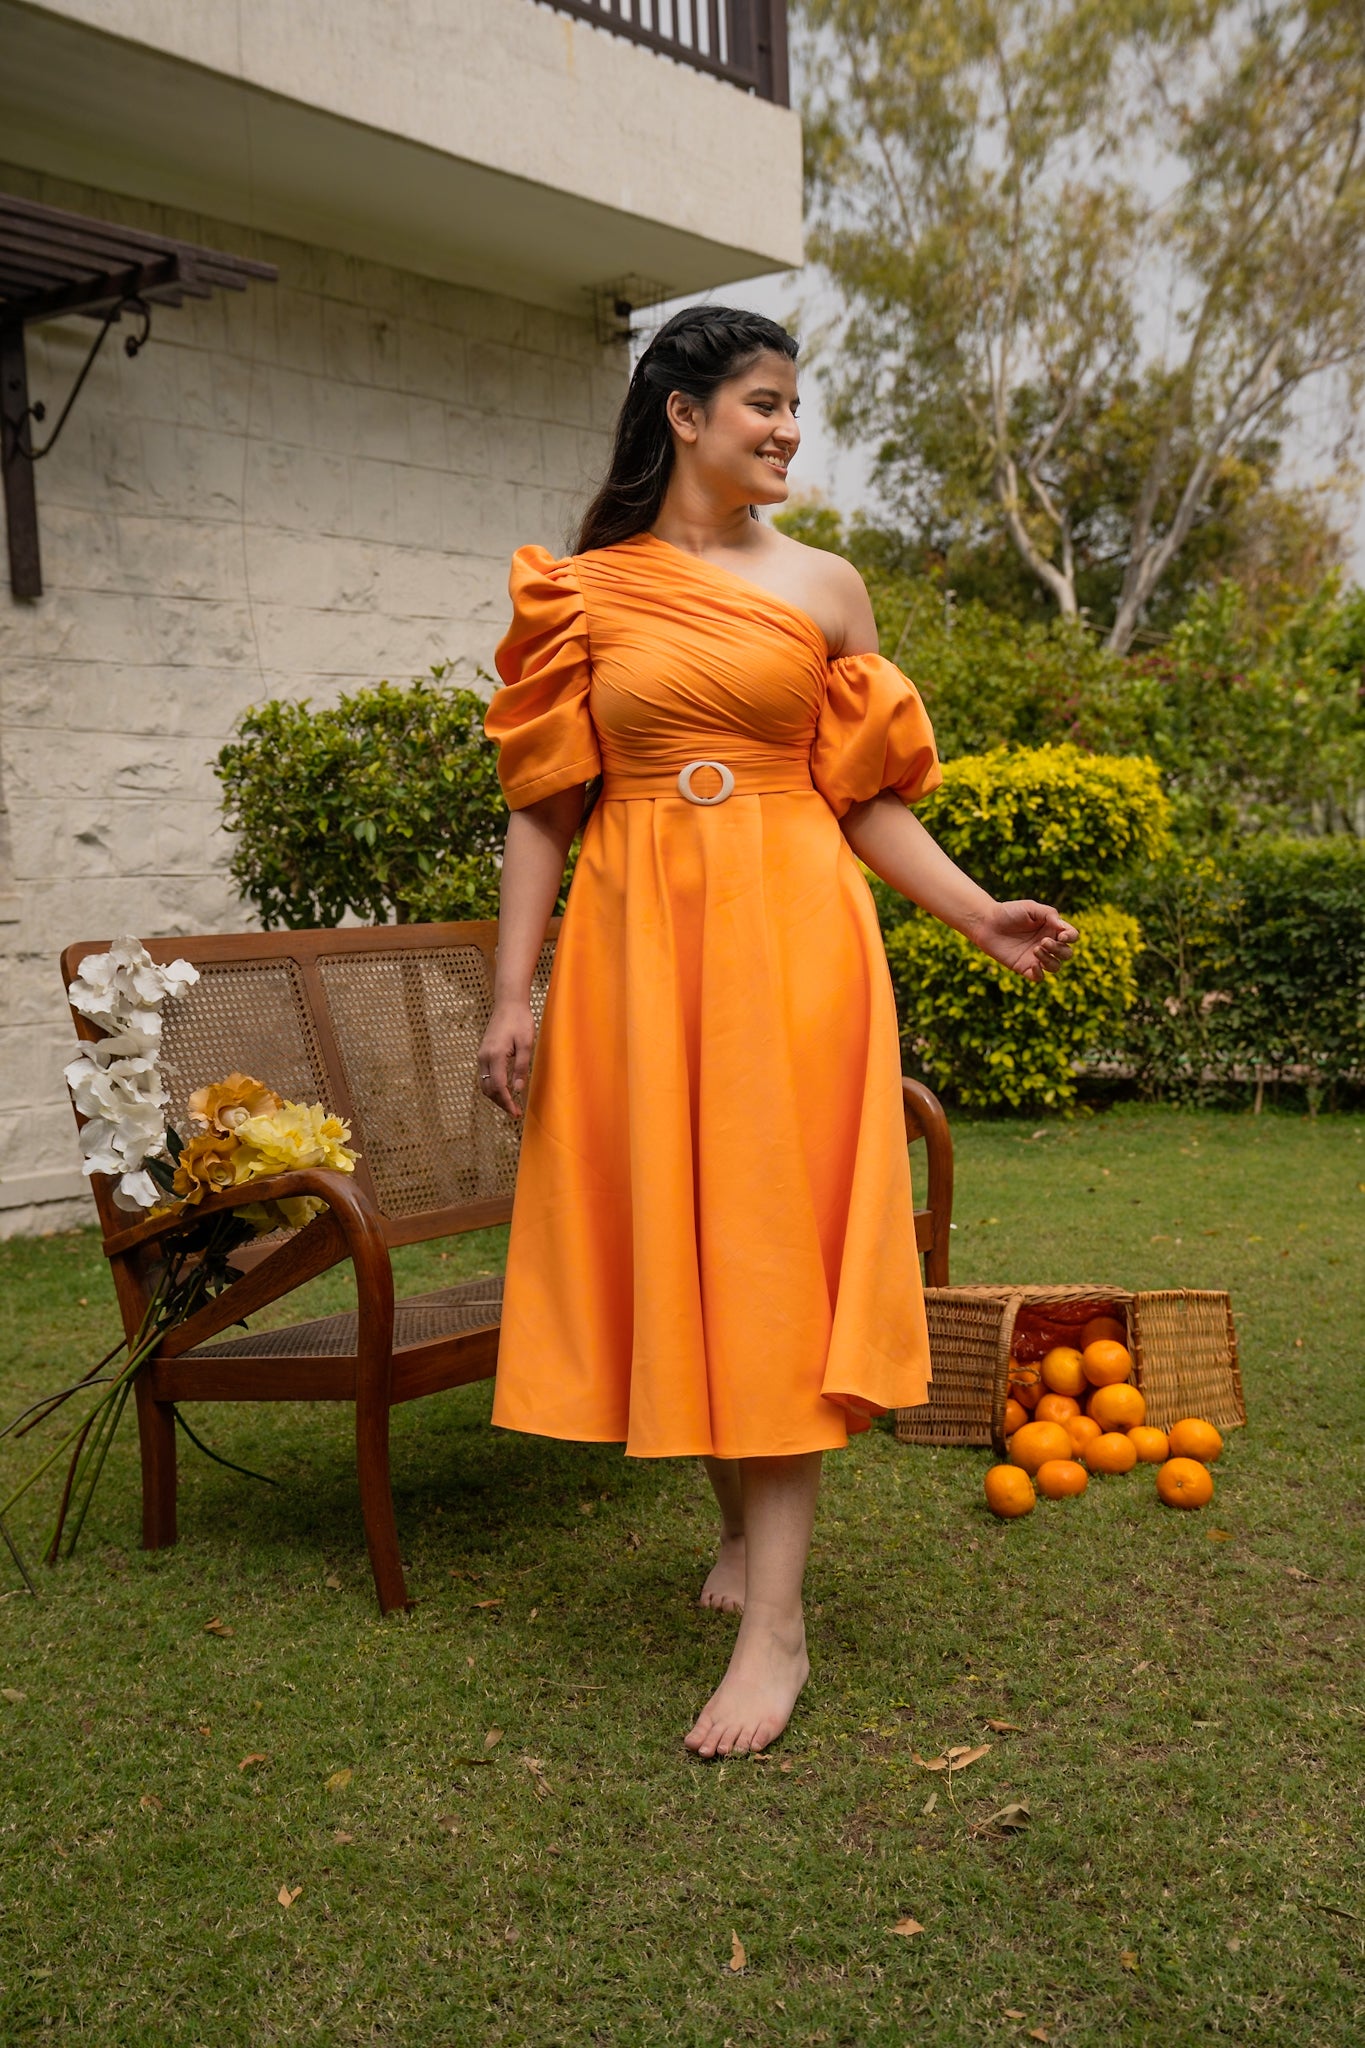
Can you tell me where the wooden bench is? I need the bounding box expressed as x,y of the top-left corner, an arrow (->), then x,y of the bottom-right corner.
62,922 -> 953,1614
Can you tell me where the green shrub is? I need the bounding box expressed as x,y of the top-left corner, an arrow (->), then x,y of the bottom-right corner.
1106,853 -> 1241,1103
903,745 -> 1170,912
216,669 -> 506,928
885,903 -> 1142,1113
1112,837 -> 1365,1105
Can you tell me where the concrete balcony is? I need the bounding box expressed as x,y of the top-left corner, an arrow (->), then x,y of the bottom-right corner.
0,0 -> 804,309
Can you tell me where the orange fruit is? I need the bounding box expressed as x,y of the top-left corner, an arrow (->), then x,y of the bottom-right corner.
1008,1361 -> 1042,1411
1084,1431 -> 1138,1475
1008,1419 -> 1076,1475
1003,1396 -> 1029,1436
1082,1314 -> 1127,1349
1128,1425 -> 1170,1463
1082,1339 -> 1133,1388
1035,1457 -> 1089,1500
984,1465 -> 1036,1518
1087,1382 -> 1146,1432
1064,1413 -> 1103,1453
1166,1418 -> 1224,1464
1041,1347 -> 1087,1398
1035,1392 -> 1081,1424
1156,1457 -> 1215,1509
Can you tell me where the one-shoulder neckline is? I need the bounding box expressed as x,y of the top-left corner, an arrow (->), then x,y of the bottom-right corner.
633,532 -> 833,659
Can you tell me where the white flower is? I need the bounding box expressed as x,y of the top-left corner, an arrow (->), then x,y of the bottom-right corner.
67,935 -> 199,1030
112,1169 -> 161,1211
63,1050 -> 167,1125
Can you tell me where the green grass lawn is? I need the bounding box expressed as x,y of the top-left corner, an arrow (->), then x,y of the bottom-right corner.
1,1106 -> 1362,2046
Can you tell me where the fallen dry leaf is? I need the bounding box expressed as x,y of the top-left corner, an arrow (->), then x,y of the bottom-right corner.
333,1830 -> 354,1845
484,1727 -> 503,1751
1132,1660 -> 1151,1674
1029,2031 -> 1049,2043
472,1598 -> 503,1610
324,1767 -> 353,1793
197,1724 -> 211,1737
922,1791 -> 938,1815
889,1918 -> 925,1937
138,1794 -> 163,1813
203,1619 -> 233,1637
1120,1950 -> 1139,1971
1286,1566 -> 1320,1584
1003,2012 -> 1025,2022
972,1801 -> 1031,1837
528,1608 -> 539,1621
238,1753 -> 268,1772
627,1531 -> 641,1550
983,1719 -> 1024,1733
277,1884 -> 302,1909
1207,1528 -> 1234,1543
913,1751 -> 950,1771
520,1756 -> 552,1798
436,1813 -> 460,1835
324,1573 -> 341,1590
948,1743 -> 991,1769
728,1930 -> 746,1972
779,1759 -> 793,1773
1,1687 -> 27,1704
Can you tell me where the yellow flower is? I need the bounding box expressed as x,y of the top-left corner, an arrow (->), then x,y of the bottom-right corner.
172,1129 -> 240,1205
188,1072 -> 283,1136
230,1100 -> 358,1184
238,1195 -> 328,1236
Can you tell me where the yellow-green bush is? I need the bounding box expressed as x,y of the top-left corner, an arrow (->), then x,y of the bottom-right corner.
885,904 -> 1142,1112
914,745 -> 1170,909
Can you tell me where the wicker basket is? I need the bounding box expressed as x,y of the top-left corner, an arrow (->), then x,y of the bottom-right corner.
894,1283 -> 1245,1452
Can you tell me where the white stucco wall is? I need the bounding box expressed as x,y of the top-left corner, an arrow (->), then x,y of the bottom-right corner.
0,163 -> 620,1234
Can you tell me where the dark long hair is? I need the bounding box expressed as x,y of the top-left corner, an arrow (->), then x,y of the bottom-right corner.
573,305 -> 798,555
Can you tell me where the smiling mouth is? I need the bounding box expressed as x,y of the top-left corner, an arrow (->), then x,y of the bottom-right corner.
758,453 -> 790,474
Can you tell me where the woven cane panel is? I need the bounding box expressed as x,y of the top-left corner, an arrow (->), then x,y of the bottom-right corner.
1130,1290 -> 1245,1432
184,1277 -> 505,1360
156,959 -> 332,1143
316,940 -> 556,1220
894,1290 -> 1016,1447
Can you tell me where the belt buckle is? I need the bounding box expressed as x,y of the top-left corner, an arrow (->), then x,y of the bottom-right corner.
677,759 -> 736,806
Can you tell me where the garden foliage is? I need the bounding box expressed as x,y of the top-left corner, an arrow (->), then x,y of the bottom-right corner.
885,904 -> 1141,1112
1116,838 -> 1365,1107
877,747 -> 1163,1111
216,669 -> 507,928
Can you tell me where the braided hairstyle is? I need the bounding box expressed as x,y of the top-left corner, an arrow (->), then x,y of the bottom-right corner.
573,305 -> 798,555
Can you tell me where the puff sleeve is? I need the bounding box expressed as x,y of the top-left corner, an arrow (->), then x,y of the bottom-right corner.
484,546 -> 601,808
811,652 -> 942,819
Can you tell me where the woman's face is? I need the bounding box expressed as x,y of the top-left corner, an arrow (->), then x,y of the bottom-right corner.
669,349 -> 801,507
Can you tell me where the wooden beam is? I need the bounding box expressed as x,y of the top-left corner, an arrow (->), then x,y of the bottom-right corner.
0,319 -> 40,599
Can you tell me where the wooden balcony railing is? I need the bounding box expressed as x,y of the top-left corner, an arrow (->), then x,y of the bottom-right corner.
541,0 -> 789,105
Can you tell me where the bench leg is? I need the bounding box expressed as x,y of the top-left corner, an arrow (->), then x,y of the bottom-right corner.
356,1394 -> 409,1614
134,1375 -> 177,1550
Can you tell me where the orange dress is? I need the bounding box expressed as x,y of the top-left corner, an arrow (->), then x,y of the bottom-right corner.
484,533 -> 942,1459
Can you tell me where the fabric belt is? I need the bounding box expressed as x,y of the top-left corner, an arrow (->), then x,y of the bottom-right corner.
599,756 -> 815,804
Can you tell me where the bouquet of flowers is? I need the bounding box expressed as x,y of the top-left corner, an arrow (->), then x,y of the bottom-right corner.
0,938 -> 359,1585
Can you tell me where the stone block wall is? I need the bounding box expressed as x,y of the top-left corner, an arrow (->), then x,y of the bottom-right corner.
0,163 -> 621,1235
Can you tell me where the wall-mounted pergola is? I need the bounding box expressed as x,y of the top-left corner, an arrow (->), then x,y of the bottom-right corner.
0,193 -> 277,599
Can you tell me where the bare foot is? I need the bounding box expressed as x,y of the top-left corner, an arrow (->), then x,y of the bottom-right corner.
699,1533 -> 746,1613
684,1616 -> 809,1758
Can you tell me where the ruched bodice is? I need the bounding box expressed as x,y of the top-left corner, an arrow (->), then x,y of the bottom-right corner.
483,534 -> 941,1459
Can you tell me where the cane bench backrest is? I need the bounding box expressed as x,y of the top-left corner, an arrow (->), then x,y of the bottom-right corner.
60,922 -> 557,1246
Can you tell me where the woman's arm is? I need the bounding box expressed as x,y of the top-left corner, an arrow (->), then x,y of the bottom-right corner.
477,786 -> 585,1116
842,793 -> 1078,983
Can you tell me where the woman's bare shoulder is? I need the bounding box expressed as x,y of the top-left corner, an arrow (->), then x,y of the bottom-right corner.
764,530 -> 876,655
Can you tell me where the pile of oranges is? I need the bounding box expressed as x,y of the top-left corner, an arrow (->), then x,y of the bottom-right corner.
983,1312 -> 1225,1519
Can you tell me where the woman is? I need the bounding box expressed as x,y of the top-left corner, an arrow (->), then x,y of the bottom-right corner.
477,307 -> 1076,1761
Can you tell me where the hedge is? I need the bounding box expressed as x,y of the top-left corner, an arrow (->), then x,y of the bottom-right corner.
1115,837 -> 1365,1105
216,669 -> 507,928
886,904 -> 1142,1113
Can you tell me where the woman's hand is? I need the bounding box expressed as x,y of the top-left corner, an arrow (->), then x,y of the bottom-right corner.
478,1000 -> 536,1119
966,901 -> 1079,983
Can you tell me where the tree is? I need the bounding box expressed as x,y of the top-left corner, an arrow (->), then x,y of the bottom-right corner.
802,0 -> 1365,652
